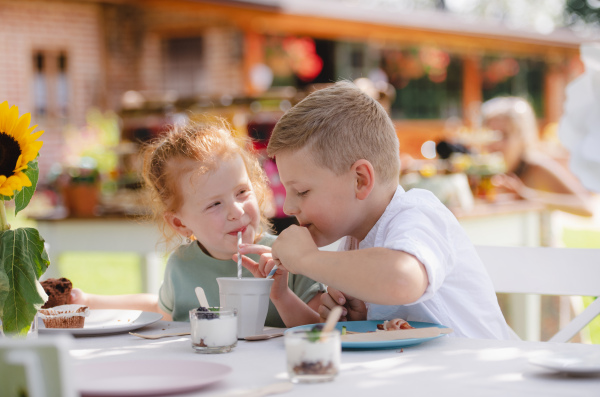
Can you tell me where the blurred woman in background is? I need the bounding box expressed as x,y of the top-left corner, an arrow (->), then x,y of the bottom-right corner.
481,96 -> 594,217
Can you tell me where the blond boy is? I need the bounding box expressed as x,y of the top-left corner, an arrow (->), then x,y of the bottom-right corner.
265,81 -> 514,339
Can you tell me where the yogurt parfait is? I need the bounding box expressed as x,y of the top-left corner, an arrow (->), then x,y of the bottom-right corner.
285,326 -> 341,383
189,307 -> 237,354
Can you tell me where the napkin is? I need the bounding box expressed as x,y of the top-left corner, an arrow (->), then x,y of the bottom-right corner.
558,42 -> 600,192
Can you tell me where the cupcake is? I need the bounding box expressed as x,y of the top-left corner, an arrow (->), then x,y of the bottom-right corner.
41,277 -> 73,308
39,304 -> 89,328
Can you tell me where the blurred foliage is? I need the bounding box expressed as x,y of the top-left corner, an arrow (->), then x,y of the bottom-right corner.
566,0 -> 600,26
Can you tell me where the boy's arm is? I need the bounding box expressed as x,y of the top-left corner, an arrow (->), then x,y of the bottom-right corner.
272,227 -> 429,305
71,289 -> 172,321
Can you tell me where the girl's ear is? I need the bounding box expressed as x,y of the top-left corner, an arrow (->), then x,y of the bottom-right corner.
352,159 -> 375,200
164,211 -> 192,238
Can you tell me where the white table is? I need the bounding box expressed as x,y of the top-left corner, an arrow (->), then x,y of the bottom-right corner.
66,320 -> 600,397
35,217 -> 165,294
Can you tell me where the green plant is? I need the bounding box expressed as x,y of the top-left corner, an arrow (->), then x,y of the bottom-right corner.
0,101 -> 49,335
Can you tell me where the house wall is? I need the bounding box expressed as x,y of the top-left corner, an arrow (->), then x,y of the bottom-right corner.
0,0 -> 247,182
0,0 -> 103,180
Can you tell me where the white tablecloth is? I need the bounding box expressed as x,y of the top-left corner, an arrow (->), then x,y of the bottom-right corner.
66,320 -> 600,397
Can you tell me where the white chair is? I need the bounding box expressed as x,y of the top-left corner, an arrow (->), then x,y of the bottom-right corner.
475,245 -> 600,343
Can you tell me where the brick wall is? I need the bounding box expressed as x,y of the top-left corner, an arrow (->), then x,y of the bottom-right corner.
0,0 -> 103,181
0,0 -> 247,183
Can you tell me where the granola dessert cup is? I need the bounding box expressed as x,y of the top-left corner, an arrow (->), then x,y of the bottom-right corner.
285,328 -> 341,383
189,307 -> 237,354
38,304 -> 90,329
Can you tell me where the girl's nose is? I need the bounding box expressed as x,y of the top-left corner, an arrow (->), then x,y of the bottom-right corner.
227,201 -> 244,220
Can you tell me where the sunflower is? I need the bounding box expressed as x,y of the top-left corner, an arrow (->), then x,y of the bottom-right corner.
0,101 -> 44,197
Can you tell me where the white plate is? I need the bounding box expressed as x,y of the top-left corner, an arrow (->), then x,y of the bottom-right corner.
529,353 -> 600,375
77,359 -> 231,396
39,310 -> 163,336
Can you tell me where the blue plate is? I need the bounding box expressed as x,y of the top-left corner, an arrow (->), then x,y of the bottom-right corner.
286,320 -> 449,350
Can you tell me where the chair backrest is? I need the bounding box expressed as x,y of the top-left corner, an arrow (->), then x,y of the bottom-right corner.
475,245 -> 600,343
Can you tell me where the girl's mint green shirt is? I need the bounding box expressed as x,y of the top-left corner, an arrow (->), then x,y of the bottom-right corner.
158,234 -> 324,326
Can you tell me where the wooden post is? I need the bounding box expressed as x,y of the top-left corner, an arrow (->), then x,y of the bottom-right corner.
462,55 -> 482,128
243,30 -> 265,97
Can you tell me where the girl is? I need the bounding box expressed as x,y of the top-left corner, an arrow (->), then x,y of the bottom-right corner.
72,120 -> 323,327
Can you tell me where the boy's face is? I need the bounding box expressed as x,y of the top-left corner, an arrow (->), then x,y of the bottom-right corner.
276,147 -> 359,247
175,155 -> 260,260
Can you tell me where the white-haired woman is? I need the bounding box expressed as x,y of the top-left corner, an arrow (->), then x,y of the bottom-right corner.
481,96 -> 593,217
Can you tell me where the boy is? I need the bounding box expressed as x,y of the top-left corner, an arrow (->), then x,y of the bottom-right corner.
265,81 -> 514,339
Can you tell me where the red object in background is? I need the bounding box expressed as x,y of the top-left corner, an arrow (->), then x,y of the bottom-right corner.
283,37 -> 323,82
247,119 -> 277,152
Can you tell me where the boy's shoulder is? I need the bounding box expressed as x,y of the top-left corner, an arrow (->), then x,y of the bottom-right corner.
392,186 -> 446,211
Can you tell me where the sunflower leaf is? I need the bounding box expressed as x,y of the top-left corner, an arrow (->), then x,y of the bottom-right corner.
0,227 -> 49,335
14,160 -> 39,216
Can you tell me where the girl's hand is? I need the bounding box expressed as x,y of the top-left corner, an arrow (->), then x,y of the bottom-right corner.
319,286 -> 367,322
70,288 -> 88,306
234,245 -> 289,301
235,244 -> 273,277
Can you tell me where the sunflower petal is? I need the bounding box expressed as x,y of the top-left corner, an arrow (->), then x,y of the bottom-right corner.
0,101 -> 8,131
6,175 -> 24,192
27,124 -> 38,134
0,175 -> 6,184
13,112 -> 32,141
16,171 -> 32,187
0,186 -> 14,196
22,141 -> 44,163
27,129 -> 45,143
4,105 -> 20,136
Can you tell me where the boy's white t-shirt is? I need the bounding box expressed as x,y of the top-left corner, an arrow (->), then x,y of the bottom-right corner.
341,185 -> 517,340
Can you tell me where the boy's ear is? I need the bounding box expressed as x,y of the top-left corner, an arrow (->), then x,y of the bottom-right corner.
164,211 -> 192,238
352,159 -> 375,200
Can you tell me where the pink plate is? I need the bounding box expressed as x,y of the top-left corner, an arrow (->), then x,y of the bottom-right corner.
77,359 -> 232,396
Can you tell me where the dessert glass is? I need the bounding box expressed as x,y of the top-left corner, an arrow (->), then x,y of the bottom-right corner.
285,329 -> 341,383
189,308 -> 237,354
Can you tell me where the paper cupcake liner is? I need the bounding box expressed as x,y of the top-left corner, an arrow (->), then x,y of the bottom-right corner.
38,304 -> 90,319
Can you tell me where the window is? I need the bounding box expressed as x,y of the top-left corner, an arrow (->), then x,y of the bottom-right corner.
164,37 -> 205,98
33,52 -> 47,116
32,50 -> 69,119
383,47 -> 463,120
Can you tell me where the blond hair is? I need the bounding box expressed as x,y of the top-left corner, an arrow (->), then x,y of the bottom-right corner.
267,81 -> 400,185
481,97 -> 539,149
141,119 -> 271,251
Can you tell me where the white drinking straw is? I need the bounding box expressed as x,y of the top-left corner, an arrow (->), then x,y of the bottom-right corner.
237,231 -> 242,279
266,264 -> 278,279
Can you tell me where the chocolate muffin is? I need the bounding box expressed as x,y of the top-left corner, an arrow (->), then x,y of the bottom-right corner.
41,277 -> 73,309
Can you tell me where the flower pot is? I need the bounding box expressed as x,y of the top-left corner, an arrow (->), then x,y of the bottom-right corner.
62,184 -> 99,217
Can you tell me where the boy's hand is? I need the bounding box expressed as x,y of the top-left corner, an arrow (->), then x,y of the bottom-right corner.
319,286 -> 367,322
271,225 -> 318,274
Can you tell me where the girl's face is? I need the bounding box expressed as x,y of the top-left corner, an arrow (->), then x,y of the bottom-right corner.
171,155 -> 261,260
